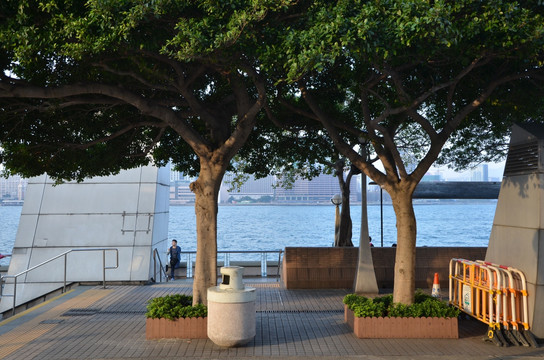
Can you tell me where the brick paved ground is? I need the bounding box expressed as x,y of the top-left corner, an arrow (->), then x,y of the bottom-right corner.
0,279 -> 543,360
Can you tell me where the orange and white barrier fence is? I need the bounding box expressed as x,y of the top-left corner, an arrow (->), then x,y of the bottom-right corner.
449,258 -> 538,347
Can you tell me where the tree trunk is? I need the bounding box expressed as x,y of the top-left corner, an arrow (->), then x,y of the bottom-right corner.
334,161 -> 354,247
189,160 -> 226,305
391,189 -> 417,305
337,190 -> 353,247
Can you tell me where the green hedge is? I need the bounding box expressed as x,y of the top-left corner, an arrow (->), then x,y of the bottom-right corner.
343,291 -> 459,318
145,294 -> 207,320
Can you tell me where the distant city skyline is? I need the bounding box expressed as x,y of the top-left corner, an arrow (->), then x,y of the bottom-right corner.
430,162 -> 504,182
170,162 -> 502,205
1,162 -> 504,205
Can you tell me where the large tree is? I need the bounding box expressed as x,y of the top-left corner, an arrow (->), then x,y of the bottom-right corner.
266,0 -> 544,303
0,0 -> 297,304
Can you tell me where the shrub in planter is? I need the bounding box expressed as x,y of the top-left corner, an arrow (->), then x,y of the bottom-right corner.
343,291 -> 459,318
343,291 -> 460,338
146,294 -> 207,319
145,294 -> 208,339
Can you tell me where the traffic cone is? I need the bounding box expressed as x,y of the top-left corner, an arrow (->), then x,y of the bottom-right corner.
431,273 -> 440,298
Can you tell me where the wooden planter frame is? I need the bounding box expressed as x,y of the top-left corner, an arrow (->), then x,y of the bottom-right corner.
146,317 -> 208,339
344,305 -> 458,339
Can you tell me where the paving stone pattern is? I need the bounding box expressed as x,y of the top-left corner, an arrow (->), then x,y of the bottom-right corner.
0,281 -> 543,359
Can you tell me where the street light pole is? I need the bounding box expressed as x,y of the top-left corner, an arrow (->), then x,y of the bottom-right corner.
369,182 -> 384,247
331,194 -> 342,246
379,186 -> 383,247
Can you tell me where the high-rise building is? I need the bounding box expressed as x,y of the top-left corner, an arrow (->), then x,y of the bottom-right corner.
274,173 -> 359,203
219,173 -> 359,204
169,170 -> 196,204
170,170 -> 361,205
170,169 -> 185,182
471,168 -> 483,181
0,175 -> 27,204
220,174 -> 275,203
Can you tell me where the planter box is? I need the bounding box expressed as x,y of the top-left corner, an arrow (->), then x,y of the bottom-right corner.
344,305 -> 458,339
146,317 -> 208,339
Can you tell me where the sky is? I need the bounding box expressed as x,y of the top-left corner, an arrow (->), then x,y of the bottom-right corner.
430,161 -> 505,182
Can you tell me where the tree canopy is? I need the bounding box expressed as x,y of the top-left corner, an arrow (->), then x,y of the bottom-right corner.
259,0 -> 544,303
0,0 -> 301,304
267,0 -> 544,171
0,0 -> 291,179
2,0 -> 544,305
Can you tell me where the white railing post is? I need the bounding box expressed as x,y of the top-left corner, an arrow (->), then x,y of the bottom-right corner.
64,253 -> 68,293
177,250 -> 283,279
12,277 -> 17,316
102,249 -> 106,289
187,253 -> 192,278
277,250 -> 283,280
261,252 -> 267,277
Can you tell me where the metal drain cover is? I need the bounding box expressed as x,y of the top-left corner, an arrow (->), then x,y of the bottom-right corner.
257,309 -> 344,313
62,308 -> 101,316
40,319 -> 64,324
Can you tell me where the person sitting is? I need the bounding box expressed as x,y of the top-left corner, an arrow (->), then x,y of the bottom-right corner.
166,239 -> 181,280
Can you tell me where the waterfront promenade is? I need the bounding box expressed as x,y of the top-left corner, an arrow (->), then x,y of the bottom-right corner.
0,278 -> 542,360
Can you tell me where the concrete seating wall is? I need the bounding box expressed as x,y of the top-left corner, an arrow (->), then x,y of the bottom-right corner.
282,246 -> 487,289
282,247 -> 359,289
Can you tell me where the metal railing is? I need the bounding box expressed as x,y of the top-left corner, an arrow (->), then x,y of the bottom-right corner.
0,248 -> 118,316
152,248 -> 169,283
180,250 -> 283,279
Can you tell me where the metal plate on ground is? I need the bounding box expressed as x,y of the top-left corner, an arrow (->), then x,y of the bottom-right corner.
40,319 -> 64,324
62,308 -> 101,316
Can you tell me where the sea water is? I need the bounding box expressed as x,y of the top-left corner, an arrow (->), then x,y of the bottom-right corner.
0,201 -> 496,265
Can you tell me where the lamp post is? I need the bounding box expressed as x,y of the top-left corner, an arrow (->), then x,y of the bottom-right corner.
331,194 -> 342,246
369,182 -> 383,247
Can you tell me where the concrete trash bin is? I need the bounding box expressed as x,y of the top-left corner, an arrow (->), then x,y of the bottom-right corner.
207,266 -> 256,347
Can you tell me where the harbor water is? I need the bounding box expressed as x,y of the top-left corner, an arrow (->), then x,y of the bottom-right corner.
0,201 -> 496,266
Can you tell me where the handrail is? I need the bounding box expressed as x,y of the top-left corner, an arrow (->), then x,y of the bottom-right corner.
180,250 -> 283,280
152,248 -> 169,283
0,248 -> 118,316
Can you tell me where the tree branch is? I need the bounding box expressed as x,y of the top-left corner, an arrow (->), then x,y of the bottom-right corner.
300,85 -> 386,184
167,61 -> 227,131
92,61 -> 175,93
0,78 -> 211,156
62,122 -> 167,150
358,88 -> 399,180
278,96 -> 318,121
217,65 -> 267,163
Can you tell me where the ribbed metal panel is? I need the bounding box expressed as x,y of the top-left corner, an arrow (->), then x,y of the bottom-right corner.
504,141 -> 540,176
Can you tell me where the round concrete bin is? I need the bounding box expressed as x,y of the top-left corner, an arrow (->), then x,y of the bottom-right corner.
207,266 -> 256,347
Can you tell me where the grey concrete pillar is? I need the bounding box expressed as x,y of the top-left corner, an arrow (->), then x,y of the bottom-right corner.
486,123 -> 544,338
